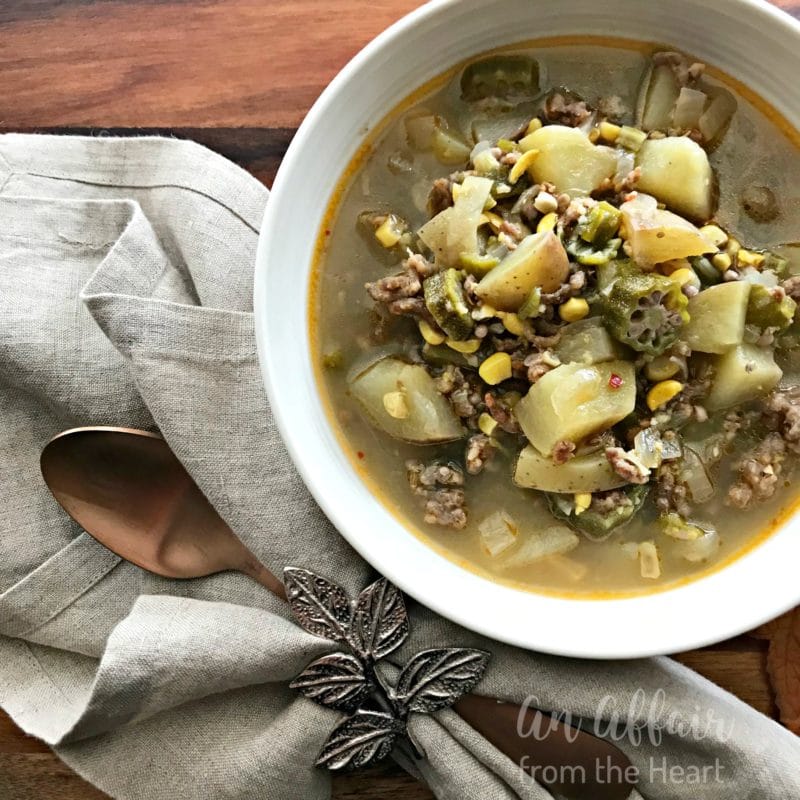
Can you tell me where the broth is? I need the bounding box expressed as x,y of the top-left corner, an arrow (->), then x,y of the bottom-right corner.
312,40 -> 800,597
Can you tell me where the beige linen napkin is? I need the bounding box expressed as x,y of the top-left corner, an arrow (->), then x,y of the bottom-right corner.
0,133 -> 798,800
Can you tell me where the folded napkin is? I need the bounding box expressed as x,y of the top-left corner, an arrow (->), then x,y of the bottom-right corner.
1,134 -> 799,800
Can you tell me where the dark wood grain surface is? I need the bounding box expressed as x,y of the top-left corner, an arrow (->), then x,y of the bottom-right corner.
1,2 -> 799,798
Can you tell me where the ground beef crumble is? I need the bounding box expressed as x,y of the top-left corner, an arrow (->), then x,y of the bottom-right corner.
365,269 -> 420,304
591,489 -> 634,516
436,366 -> 484,424
428,177 -> 454,216
781,276 -> 800,301
727,433 -> 787,509
465,434 -> 496,475
543,92 -> 592,128
764,388 -> 800,453
484,392 -> 521,434
541,270 -> 587,306
606,446 -> 651,484
406,460 -> 467,529
552,440 -> 576,465
524,350 -> 560,383
654,459 -> 692,518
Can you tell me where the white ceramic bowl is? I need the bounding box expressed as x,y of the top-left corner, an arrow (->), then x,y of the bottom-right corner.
256,0 -> 800,658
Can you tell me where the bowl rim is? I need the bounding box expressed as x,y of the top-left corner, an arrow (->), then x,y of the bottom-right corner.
255,0 -> 800,659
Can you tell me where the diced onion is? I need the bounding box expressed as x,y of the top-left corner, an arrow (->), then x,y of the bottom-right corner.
470,140 -> 492,160
740,267 -> 779,288
502,525 -> 579,568
674,529 -> 719,563
633,428 -> 682,469
698,89 -> 737,145
633,428 -> 663,469
621,542 -> 640,561
479,511 -> 518,557
662,514 -> 720,563
544,554 -> 589,582
473,148 -> 501,176
614,150 -> 636,186
638,541 -> 661,579
672,88 -> 707,131
680,447 -> 715,504
661,436 -> 682,461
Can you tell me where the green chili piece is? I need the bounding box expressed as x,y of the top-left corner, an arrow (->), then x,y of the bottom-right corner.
459,252 -> 500,277
423,269 -> 474,341
762,252 -> 789,276
518,286 -> 543,319
747,283 -> 798,330
567,237 -> 622,266
690,256 -> 722,286
421,343 -> 475,369
578,201 -> 622,246
617,126 -> 649,152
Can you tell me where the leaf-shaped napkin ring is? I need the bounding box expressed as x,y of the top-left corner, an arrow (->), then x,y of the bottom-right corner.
284,567 -> 491,771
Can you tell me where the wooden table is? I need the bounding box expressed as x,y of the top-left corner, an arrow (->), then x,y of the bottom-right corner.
1,2 -> 798,798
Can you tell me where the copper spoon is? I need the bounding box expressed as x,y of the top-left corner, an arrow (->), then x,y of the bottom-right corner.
41,426 -> 634,800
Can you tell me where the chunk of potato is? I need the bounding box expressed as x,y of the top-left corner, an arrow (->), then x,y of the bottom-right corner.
555,318 -> 623,365
418,175 -> 493,267
683,281 -> 750,354
620,193 -> 717,267
518,125 -> 617,196
515,361 -> 637,455
475,230 -> 569,311
349,357 -> 464,443
705,344 -> 783,411
636,137 -> 715,222
513,445 -> 629,493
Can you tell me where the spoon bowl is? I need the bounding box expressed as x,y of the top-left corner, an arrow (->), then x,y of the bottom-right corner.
40,426 -> 286,596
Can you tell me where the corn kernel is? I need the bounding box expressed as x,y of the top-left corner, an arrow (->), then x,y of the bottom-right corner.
647,380 -> 684,411
588,128 -> 601,143
418,319 -> 445,346
574,493 -> 592,516
658,258 -> 691,276
599,121 -> 621,143
559,297 -> 590,322
451,183 -> 463,202
537,212 -> 558,233
668,268 -> 701,291
479,352 -> 512,385
508,149 -> 540,185
738,249 -> 766,268
712,252 -> 733,272
645,355 -> 680,382
526,117 -> 543,135
726,237 -> 742,256
447,338 -> 481,354
382,391 -> 409,419
699,224 -> 729,248
478,412 -> 498,436
499,312 -> 525,336
374,217 -> 402,248
474,303 -> 498,321
481,211 -> 504,232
